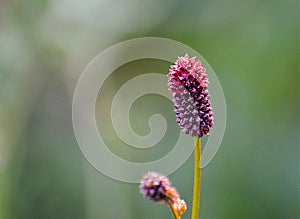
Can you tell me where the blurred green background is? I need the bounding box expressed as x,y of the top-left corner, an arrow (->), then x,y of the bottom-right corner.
0,0 -> 298,218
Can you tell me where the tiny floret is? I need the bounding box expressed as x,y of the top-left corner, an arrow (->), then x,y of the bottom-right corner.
173,198 -> 187,214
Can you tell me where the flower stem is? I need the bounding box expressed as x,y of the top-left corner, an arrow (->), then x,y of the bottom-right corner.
168,203 -> 181,219
192,136 -> 201,219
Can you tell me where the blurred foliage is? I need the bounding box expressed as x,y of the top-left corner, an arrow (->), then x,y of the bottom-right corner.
0,0 -> 298,218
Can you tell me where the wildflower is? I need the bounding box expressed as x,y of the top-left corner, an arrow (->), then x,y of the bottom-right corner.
139,172 -> 170,203
139,172 -> 186,216
167,54 -> 214,137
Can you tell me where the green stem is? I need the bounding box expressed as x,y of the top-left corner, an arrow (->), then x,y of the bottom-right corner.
168,203 -> 181,219
191,136 -> 201,219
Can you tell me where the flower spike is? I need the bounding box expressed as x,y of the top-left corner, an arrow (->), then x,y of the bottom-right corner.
167,54 -> 214,137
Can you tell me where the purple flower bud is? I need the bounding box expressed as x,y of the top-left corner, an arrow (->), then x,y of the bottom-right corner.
139,172 -> 187,215
139,172 -> 170,203
168,54 -> 214,137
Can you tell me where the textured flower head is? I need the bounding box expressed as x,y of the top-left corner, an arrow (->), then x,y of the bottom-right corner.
139,172 -> 187,215
168,54 -> 214,137
139,172 -> 170,203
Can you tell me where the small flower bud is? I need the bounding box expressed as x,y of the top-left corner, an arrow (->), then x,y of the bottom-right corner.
139,172 -> 187,217
173,198 -> 187,215
139,172 -> 170,203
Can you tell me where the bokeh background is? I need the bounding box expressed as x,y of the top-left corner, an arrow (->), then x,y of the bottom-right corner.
0,0 -> 299,218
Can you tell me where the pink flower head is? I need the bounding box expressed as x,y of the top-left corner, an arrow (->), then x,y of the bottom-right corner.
139,172 -> 170,203
168,54 -> 214,137
139,172 -> 187,215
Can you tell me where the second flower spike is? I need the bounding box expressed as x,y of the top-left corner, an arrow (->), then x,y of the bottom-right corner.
139,172 -> 187,218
